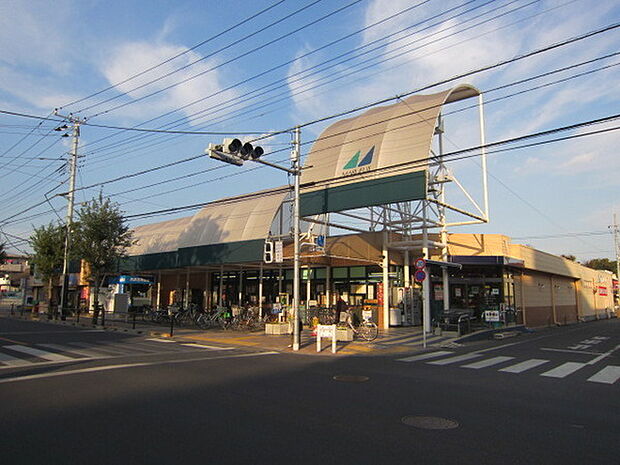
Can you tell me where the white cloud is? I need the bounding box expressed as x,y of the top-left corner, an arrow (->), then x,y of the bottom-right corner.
100,41 -> 238,126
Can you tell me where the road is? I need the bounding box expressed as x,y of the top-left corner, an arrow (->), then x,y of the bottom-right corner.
0,316 -> 618,464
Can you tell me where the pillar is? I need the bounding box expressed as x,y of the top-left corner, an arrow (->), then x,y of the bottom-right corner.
382,230 -> 390,330
259,263 -> 264,319
325,265 -> 331,307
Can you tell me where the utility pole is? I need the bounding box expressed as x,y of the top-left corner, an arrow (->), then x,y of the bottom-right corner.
612,214 -> 620,303
291,126 -> 301,351
207,129 -> 302,351
55,111 -> 84,320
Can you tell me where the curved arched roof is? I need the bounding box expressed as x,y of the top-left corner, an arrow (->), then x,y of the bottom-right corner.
301,84 -> 480,190
128,190 -> 287,257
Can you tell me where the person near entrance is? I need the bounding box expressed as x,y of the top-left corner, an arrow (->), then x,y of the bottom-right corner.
335,295 -> 347,324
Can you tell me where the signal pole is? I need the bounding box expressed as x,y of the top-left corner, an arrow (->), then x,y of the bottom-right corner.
612,214 -> 620,300
55,111 -> 84,320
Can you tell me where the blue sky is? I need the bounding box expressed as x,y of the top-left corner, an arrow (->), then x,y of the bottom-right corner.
0,0 -> 619,261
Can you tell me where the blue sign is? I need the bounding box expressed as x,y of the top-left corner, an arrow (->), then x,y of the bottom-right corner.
315,235 -> 325,247
414,270 -> 427,282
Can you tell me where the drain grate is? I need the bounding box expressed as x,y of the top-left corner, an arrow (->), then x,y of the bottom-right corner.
401,416 -> 459,430
332,375 -> 370,383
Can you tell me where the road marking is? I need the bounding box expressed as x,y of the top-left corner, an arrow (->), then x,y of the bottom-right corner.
145,338 -> 174,343
499,359 -> 549,373
541,348 -> 603,355
37,343 -> 95,358
0,352 -> 32,367
397,351 -> 453,362
0,351 -> 279,384
4,345 -> 73,362
461,356 -> 514,369
540,362 -> 586,379
181,343 -> 235,350
587,366 -> 620,384
428,353 -> 482,366
69,342 -> 135,356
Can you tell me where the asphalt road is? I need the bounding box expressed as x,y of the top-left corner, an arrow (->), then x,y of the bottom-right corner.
0,316 -> 618,465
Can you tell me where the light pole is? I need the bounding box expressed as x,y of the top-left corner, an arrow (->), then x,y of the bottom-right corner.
207,128 -> 302,351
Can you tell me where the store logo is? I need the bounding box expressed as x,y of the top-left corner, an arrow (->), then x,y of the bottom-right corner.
342,146 -> 375,175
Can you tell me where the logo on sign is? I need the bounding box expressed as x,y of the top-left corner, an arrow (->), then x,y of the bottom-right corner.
342,146 -> 375,176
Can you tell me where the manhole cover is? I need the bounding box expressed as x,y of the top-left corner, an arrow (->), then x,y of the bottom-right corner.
401,416 -> 459,430
333,375 -> 369,383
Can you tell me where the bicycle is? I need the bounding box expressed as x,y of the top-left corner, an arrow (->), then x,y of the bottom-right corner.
339,308 -> 378,342
196,306 -> 230,330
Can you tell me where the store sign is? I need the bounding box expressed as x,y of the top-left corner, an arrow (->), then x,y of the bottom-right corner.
598,286 -> 608,296
377,283 -> 384,308
484,310 -> 500,322
274,241 -> 283,263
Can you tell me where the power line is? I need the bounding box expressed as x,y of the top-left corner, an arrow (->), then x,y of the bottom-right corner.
59,0 -> 289,110
84,0 -> 363,119
123,113 -> 620,221
77,0 -> 505,159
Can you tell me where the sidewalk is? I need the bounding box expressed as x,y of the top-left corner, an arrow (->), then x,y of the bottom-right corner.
0,307 -> 458,356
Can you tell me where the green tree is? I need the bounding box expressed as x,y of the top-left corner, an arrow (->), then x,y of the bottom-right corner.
73,196 -> 133,325
30,223 -> 66,315
583,258 -> 617,273
561,254 -> 577,262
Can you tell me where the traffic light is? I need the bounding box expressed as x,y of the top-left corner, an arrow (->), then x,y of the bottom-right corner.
264,240 -> 274,263
207,138 -> 265,166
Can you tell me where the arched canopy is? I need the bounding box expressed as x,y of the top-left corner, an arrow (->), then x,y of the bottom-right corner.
125,190 -> 288,270
300,84 -> 480,216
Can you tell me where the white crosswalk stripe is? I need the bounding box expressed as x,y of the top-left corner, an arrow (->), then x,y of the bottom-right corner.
38,343 -> 97,359
587,366 -> 620,384
4,345 -> 73,362
396,351 -> 620,385
499,359 -> 549,373
462,356 -> 514,369
397,351 -> 453,362
540,362 -> 587,379
0,338 -> 244,370
428,353 -> 482,366
0,351 -> 32,367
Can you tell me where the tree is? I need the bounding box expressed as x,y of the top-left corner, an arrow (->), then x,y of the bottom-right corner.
583,258 -> 617,273
30,223 -> 66,315
561,254 -> 577,262
73,196 -> 134,325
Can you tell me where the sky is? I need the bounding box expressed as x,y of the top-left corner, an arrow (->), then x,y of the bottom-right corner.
0,0 -> 619,262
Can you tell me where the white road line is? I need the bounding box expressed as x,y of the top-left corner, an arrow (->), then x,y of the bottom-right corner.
540,362 -> 586,379
587,366 -> 620,384
541,347 -> 602,356
69,342 -> 134,356
0,352 -> 31,367
37,343 -> 97,359
0,351 -> 279,384
462,356 -> 514,369
4,345 -> 73,362
397,351 -> 453,362
499,359 -> 549,374
145,338 -> 174,343
428,353 -> 482,366
181,343 -> 235,351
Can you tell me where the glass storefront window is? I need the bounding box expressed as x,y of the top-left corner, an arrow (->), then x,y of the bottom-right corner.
332,267 -> 348,279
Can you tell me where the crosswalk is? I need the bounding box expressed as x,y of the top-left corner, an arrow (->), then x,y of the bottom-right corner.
397,350 -> 620,385
376,331 -> 454,348
0,339 -> 236,370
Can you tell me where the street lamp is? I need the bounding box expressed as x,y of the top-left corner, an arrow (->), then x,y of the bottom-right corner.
207,128 -> 302,351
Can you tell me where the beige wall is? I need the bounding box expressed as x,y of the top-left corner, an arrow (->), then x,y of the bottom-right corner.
447,233 -> 615,326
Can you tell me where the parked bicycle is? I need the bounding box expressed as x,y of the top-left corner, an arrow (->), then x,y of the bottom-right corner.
196,306 -> 231,330
339,308 -> 378,342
